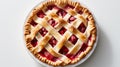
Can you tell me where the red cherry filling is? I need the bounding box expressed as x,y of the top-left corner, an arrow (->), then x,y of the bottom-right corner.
59,46 -> 69,55
30,20 -> 38,26
64,4 -> 74,9
47,5 -> 59,10
53,5 -> 60,10
58,27 -> 67,35
88,35 -> 92,41
47,5 -> 55,10
39,27 -> 48,36
37,10 -> 45,18
80,43 -> 88,52
48,19 -> 58,27
57,9 -> 67,17
68,16 -> 76,23
31,38 -> 38,47
78,10 -> 83,14
66,43 -> 88,60
48,36 -> 57,47
69,34 -> 78,44
66,53 -> 78,60
86,18 -> 89,21
78,23 -> 86,33
39,48 -> 58,62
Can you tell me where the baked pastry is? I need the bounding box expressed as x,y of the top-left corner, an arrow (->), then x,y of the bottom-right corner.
24,0 -> 97,66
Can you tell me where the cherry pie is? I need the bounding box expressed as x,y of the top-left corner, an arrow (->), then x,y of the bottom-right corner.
24,0 -> 97,66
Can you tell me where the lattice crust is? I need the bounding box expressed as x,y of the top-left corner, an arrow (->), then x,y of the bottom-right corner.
24,0 -> 97,66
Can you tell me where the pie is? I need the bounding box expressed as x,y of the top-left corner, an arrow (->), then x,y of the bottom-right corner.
24,0 -> 97,66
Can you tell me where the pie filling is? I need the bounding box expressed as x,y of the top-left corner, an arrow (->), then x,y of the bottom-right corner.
69,34 -> 78,44
30,20 -> 38,27
48,36 -> 57,47
37,10 -> 45,18
78,23 -> 86,33
31,38 -> 38,47
39,27 -> 48,37
66,43 -> 88,60
57,9 -> 67,17
39,48 -> 59,62
68,16 -> 76,23
59,46 -> 69,55
58,27 -> 67,35
48,19 -> 58,27
30,4 -> 92,62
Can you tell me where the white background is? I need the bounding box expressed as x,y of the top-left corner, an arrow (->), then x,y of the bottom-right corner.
0,0 -> 120,67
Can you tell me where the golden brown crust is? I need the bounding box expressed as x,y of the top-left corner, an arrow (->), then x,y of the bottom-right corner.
24,0 -> 97,66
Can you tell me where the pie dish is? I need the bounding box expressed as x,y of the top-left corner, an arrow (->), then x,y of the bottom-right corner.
24,0 -> 97,66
